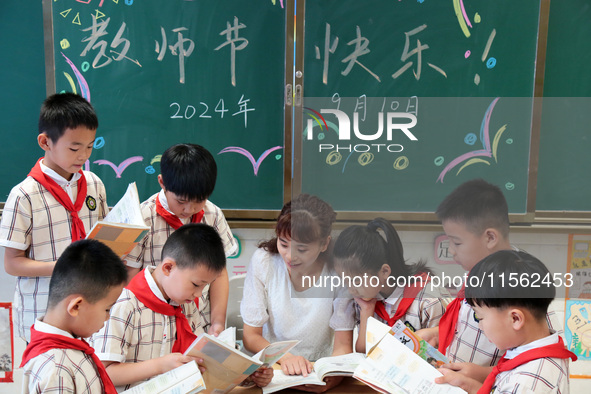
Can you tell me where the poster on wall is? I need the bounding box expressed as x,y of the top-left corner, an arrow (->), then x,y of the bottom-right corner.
0,303 -> 13,382
565,235 -> 591,377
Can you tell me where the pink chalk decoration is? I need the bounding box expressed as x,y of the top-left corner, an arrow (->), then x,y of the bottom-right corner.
218,146 -> 283,176
93,156 -> 144,178
434,234 -> 457,265
465,50 -> 471,58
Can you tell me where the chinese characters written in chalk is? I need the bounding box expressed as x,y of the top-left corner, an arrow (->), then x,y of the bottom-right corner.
79,15 -> 250,86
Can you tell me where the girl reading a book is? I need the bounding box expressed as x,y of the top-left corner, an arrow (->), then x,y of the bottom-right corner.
241,194 -> 355,388
333,218 -> 451,353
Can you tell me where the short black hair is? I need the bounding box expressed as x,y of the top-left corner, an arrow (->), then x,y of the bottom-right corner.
39,93 -> 98,143
160,144 -> 217,201
465,250 -> 555,321
436,179 -> 509,238
161,223 -> 226,272
48,239 -> 127,309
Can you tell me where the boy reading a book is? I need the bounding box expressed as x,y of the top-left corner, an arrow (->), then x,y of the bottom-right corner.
93,224 -> 271,390
0,92 -> 108,342
416,179 -> 562,382
436,251 -> 576,393
125,143 -> 237,336
21,239 -> 127,394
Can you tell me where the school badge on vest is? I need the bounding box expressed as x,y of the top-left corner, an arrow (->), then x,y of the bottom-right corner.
85,195 -> 97,211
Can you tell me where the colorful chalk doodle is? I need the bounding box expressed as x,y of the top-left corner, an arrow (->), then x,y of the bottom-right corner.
218,146 -> 283,176
93,156 -> 144,178
436,97 -> 508,183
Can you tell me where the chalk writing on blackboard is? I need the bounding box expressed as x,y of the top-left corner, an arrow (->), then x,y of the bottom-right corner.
436,97 -> 508,183
156,26 -> 194,83
94,156 -> 144,178
215,16 -> 249,87
218,146 -> 283,176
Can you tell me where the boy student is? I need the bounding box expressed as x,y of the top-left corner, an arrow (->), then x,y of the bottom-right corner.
21,239 -> 127,394
436,250 -> 576,393
125,143 -> 237,336
0,92 -> 107,342
416,179 -> 562,381
92,223 -> 271,391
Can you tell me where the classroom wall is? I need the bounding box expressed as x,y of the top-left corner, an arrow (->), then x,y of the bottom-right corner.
0,227 -> 588,393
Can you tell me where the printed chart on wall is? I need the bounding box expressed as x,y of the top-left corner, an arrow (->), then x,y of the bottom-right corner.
0,304 -> 13,383
565,234 -> 591,377
49,0 -> 286,211
301,0 -> 540,213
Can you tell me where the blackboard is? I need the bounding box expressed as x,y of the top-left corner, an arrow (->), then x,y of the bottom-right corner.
537,0 -> 591,213
300,0 -> 541,215
48,0 -> 286,212
0,2 -> 47,202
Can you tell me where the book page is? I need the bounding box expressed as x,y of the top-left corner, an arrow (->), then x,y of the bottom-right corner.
354,334 -> 466,394
313,352 -> 365,380
184,333 -> 262,393
104,182 -> 146,226
254,340 -> 300,367
262,370 -> 325,394
390,320 -> 449,368
366,317 -> 391,354
120,361 -> 205,394
216,327 -> 236,348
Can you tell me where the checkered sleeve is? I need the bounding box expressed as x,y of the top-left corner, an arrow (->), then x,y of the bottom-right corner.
0,184 -> 33,250
415,284 -> 450,329
204,201 -> 238,257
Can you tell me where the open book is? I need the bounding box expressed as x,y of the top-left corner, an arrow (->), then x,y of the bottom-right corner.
262,353 -> 366,394
120,361 -> 205,394
366,317 -> 449,367
354,331 -> 465,394
86,182 -> 149,259
184,331 -> 298,394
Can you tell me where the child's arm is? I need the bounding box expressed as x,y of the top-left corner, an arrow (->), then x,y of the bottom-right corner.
243,324 -> 312,377
354,298 -> 376,353
441,362 -> 492,383
103,354 -> 200,387
4,247 -> 55,277
435,368 -> 482,394
207,267 -> 229,336
332,330 -> 354,356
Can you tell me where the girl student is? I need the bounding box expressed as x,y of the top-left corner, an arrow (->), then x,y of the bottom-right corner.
241,194 -> 355,381
333,218 -> 451,353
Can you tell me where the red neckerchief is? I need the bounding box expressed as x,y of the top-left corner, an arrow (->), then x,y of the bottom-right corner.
437,285 -> 465,354
126,268 -> 196,353
478,336 -> 576,393
28,158 -> 88,241
155,194 -> 204,230
374,272 -> 430,326
21,325 -> 117,394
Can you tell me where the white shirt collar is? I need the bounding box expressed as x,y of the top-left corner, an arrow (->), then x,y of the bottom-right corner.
34,317 -> 75,339
40,159 -> 82,185
144,266 -> 179,306
158,189 -> 189,224
504,332 -> 559,359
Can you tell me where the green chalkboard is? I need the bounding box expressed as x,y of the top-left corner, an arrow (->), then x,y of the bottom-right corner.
300,0 -> 541,214
0,1 -> 46,202
537,0 -> 591,212
49,0 -> 286,212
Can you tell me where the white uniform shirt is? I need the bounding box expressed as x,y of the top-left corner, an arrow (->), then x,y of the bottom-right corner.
240,248 -> 355,361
